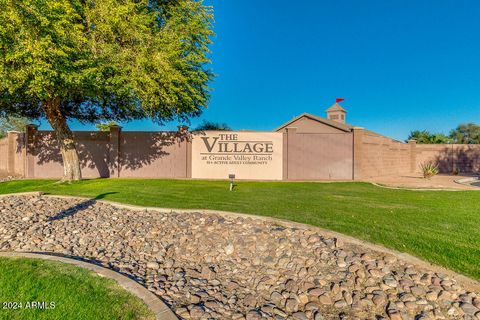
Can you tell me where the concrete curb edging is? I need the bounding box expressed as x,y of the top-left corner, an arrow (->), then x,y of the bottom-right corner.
369,181 -> 472,191
2,192 -> 480,293
455,177 -> 480,187
0,251 -> 178,320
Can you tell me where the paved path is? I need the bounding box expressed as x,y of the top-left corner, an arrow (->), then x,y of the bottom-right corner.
368,174 -> 478,190
0,195 -> 479,319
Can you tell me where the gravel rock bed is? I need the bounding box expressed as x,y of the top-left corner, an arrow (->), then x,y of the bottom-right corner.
0,195 -> 479,320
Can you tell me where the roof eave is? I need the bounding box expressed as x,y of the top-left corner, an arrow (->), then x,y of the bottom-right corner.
274,113 -> 352,133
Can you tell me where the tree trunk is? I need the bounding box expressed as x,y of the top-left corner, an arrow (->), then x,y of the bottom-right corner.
43,97 -> 82,181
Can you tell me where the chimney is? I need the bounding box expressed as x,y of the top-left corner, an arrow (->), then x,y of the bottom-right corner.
326,99 -> 347,124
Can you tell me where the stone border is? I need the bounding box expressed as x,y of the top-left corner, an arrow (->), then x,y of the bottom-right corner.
0,251 -> 178,320
2,192 -> 480,293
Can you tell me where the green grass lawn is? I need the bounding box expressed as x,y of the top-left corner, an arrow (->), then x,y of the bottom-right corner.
1,179 -> 480,280
0,257 -> 154,320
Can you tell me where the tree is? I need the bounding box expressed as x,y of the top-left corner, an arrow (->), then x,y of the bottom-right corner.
428,133 -> 451,144
0,0 -> 214,181
449,123 -> 480,144
194,120 -> 232,131
0,117 -> 29,138
96,121 -> 119,132
407,130 -> 451,144
407,130 -> 432,143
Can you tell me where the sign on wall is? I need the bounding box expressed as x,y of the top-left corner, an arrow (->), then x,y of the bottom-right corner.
192,131 -> 283,180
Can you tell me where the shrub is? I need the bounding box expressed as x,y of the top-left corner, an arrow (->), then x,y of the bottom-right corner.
420,162 -> 439,179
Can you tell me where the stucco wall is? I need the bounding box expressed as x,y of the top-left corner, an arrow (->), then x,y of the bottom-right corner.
12,133 -> 25,176
32,131 -> 111,178
25,128 -> 190,179
284,129 -> 353,180
191,131 -> 283,180
0,138 -> 8,174
0,132 -> 25,177
5,125 -> 480,180
120,132 -> 189,178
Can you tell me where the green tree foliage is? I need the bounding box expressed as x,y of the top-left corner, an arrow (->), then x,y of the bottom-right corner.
407,130 -> 451,144
0,117 -> 29,138
95,121 -> 119,132
449,123 -> 480,144
429,133 -> 451,144
0,0 -> 214,180
194,120 -> 231,131
407,130 -> 432,143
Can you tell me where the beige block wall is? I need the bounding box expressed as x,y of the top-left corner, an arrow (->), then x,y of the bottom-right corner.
360,132 -> 411,178
416,144 -> 480,173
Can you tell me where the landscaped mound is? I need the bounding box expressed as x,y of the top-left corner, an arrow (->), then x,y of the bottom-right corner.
0,195 -> 479,319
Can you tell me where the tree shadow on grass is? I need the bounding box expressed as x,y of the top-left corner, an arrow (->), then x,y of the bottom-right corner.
48,192 -> 118,221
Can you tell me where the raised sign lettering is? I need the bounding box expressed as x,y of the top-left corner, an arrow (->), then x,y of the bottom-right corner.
192,131 -> 283,180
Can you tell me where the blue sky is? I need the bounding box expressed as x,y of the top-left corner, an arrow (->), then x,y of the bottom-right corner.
44,0 -> 480,141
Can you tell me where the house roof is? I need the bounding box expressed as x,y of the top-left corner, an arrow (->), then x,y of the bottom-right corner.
326,103 -> 347,113
274,113 -> 353,133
